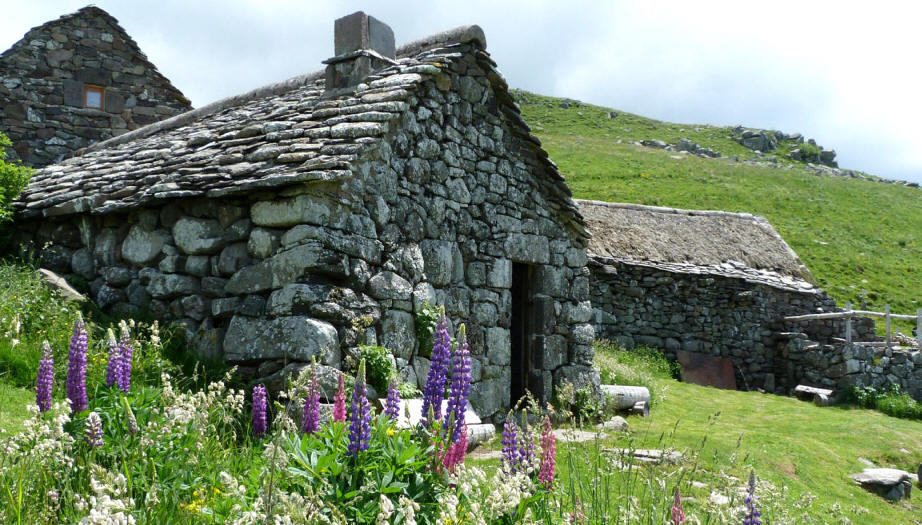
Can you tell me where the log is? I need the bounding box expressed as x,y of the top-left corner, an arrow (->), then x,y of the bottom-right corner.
601,384 -> 651,410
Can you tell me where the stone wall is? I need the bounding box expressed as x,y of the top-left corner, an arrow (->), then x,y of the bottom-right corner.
16,43 -> 594,421
782,336 -> 922,401
588,257 -> 852,391
0,7 -> 190,167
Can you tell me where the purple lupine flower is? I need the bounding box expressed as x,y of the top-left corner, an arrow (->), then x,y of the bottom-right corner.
421,314 -> 451,427
384,378 -> 400,422
252,384 -> 268,439
743,470 -> 761,525
35,341 -> 54,413
501,417 -> 520,474
84,411 -> 103,447
332,372 -> 347,423
518,410 -> 536,472
116,326 -> 133,393
444,324 -> 471,443
300,364 -> 320,435
104,328 -> 120,388
348,360 -> 372,457
66,313 -> 88,413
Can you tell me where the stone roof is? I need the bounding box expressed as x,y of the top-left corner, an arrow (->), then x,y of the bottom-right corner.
15,24 -> 586,238
1,6 -> 190,105
577,199 -> 814,283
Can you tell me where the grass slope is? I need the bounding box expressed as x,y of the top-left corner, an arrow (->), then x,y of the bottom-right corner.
518,91 -> 922,326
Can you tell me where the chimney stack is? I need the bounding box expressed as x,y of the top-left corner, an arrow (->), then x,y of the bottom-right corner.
324,12 -> 396,91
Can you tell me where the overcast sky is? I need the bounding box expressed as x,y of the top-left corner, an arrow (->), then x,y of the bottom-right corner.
3,1 -> 921,182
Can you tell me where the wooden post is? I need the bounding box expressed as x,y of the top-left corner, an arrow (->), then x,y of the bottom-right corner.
845,302 -> 852,345
885,304 -> 891,349
917,309 -> 921,347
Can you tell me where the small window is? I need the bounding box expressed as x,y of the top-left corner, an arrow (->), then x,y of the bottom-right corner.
83,85 -> 104,110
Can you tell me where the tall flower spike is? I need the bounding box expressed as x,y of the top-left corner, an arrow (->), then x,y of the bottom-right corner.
252,384 -> 268,439
671,486 -> 685,524
538,415 -> 556,489
743,470 -> 761,525
104,328 -> 120,388
84,411 -> 104,447
442,423 -> 468,473
117,324 -> 133,393
35,341 -> 54,412
332,372 -> 347,423
518,410 -> 536,472
300,361 -> 321,435
421,313 -> 450,427
348,360 -> 372,457
444,324 -> 471,443
501,416 -> 520,475
384,377 -> 400,422
66,313 -> 88,413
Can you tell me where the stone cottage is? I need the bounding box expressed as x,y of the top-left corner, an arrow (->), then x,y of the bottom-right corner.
579,199 -> 874,392
14,12 -> 596,420
1,6 -> 191,167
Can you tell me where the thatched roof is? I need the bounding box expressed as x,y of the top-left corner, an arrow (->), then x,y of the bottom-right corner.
577,199 -> 813,281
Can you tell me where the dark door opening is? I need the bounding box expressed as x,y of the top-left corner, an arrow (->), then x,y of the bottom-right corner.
510,262 -> 534,406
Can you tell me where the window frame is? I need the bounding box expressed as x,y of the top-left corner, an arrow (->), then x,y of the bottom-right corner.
83,84 -> 105,110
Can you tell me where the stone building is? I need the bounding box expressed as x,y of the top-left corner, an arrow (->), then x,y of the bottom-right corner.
14,13 -> 596,420
579,199 -> 875,392
0,6 -> 191,167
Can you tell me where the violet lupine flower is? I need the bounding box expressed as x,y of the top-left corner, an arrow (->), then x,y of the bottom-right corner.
300,365 -> 320,435
501,417 -> 520,474
332,372 -> 347,423
421,314 -> 451,427
104,328 -> 120,388
84,411 -> 103,447
66,313 -> 88,413
442,423 -> 468,473
671,487 -> 686,524
252,384 -> 268,439
116,326 -> 133,393
518,412 -> 536,472
35,341 -> 54,413
348,361 -> 372,457
538,416 -> 556,489
743,470 -> 761,525
444,324 -> 471,443
384,378 -> 400,422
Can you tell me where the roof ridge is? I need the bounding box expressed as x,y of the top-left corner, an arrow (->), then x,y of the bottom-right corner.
576,198 -> 764,222
75,24 -> 486,157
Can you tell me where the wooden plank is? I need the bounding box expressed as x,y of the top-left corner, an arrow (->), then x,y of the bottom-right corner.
784,310 -> 921,322
794,384 -> 834,397
846,302 -> 852,345
886,304 -> 892,349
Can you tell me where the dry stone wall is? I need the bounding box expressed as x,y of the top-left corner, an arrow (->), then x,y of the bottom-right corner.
588,257 -> 847,391
16,43 -> 594,421
0,7 -> 190,167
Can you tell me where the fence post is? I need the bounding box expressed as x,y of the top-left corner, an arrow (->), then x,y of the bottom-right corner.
917,309 -> 921,347
845,302 -> 852,345
885,304 -> 891,349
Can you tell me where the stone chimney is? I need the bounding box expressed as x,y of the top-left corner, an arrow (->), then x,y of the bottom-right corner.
324,12 -> 396,91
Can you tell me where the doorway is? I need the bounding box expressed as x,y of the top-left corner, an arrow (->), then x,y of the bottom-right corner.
510,262 -> 534,406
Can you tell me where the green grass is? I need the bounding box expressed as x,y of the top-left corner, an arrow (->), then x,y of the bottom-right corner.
518,90 -> 922,330
0,383 -> 31,436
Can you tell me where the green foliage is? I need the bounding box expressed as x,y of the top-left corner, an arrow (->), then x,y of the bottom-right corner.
554,380 -> 603,425
593,340 -> 679,390
397,381 -> 421,399
847,384 -> 922,420
285,416 -> 442,523
0,132 -> 31,225
799,141 -> 822,158
414,302 -> 441,358
358,344 -> 396,395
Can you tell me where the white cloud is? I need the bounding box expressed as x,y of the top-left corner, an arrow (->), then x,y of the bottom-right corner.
1,0 -> 920,181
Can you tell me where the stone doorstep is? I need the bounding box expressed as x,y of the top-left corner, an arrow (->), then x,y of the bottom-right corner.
605,448 -> 684,465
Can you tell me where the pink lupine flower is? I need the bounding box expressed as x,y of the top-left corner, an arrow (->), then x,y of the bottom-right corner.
671,486 -> 686,524
332,372 -> 347,423
538,416 -> 556,488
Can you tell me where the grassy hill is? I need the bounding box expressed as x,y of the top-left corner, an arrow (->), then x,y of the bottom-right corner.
516,91 -> 922,324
